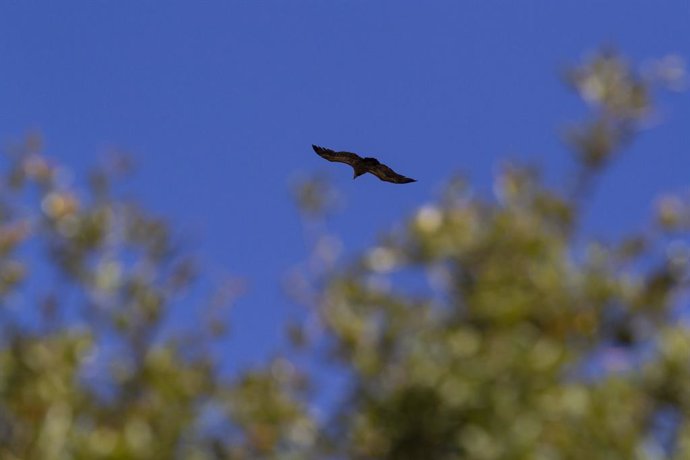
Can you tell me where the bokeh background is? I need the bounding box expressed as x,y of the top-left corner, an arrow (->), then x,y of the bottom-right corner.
1,2 -> 690,458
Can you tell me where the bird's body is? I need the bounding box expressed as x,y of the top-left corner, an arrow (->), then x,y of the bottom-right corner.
312,145 -> 416,184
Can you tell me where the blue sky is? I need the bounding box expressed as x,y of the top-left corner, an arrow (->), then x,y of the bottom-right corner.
1,1 -> 689,372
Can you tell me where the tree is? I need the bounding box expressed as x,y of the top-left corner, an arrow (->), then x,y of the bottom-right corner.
0,50 -> 687,460
291,50 -> 690,459
0,142 -> 312,459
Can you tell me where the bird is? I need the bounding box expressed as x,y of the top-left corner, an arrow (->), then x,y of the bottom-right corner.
312,145 -> 416,184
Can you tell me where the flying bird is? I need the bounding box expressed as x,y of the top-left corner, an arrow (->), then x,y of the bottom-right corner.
312,145 -> 416,184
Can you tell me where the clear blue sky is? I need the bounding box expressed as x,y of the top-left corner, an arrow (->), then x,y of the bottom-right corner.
1,1 -> 689,371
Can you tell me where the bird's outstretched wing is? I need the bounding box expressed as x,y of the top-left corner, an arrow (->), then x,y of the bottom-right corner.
368,163 -> 417,184
312,145 -> 362,167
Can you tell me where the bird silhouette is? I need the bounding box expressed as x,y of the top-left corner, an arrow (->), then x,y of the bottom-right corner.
312,145 -> 416,184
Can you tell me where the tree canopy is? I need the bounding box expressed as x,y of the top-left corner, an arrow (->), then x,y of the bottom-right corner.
1,50 -> 688,459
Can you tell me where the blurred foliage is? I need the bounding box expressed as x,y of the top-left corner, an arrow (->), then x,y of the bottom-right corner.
0,50 -> 688,459
0,140 -> 312,459
292,51 -> 690,459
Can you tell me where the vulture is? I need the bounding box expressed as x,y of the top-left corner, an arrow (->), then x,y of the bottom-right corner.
312,145 -> 416,184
